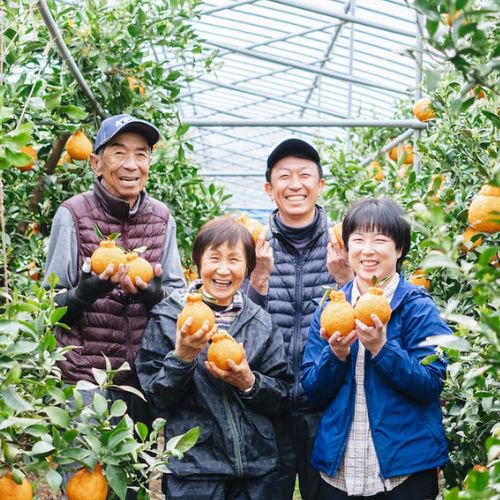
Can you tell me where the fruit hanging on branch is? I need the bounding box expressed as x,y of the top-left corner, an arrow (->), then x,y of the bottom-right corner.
235,213 -> 264,242
66,464 -> 108,500
0,471 -> 32,499
320,290 -> 355,337
407,269 -> 430,290
354,283 -> 392,326
367,160 -> 384,182
17,145 -> 38,172
66,130 -> 93,161
412,98 -> 435,122
207,330 -> 245,370
460,227 -> 484,253
467,184 -> 500,234
177,293 -> 216,334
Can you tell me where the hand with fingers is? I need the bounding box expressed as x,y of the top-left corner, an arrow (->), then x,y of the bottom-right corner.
355,314 -> 387,357
250,226 -> 274,294
121,263 -> 165,307
321,328 -> 358,362
175,318 -> 216,363
327,234 -> 353,286
205,348 -> 256,392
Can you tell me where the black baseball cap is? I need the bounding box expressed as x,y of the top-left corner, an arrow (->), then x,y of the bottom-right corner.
94,114 -> 160,152
266,137 -> 322,181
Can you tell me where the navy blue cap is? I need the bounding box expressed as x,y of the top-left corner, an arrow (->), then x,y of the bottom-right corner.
266,137 -> 321,181
94,114 -> 160,152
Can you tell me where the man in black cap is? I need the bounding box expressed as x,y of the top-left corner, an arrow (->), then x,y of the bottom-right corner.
248,137 -> 352,499
43,114 -> 185,426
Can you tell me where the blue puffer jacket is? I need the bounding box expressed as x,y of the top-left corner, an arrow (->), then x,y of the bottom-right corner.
267,206 -> 335,415
301,276 -> 451,479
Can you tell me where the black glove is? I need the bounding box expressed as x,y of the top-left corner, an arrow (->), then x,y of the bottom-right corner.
55,270 -> 117,324
132,274 -> 165,308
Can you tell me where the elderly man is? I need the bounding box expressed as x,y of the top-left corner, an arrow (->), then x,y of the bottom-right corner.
248,137 -> 353,499
43,114 -> 185,425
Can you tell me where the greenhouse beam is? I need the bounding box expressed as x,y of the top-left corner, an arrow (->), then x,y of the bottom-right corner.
202,0 -> 260,16
184,119 -> 427,128
38,0 -> 107,118
272,0 -> 415,38
205,41 -> 410,95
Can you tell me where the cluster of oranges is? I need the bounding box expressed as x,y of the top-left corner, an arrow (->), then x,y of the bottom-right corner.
320,287 -> 392,338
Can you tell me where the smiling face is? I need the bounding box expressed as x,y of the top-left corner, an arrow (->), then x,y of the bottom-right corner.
347,230 -> 402,293
265,156 -> 324,227
200,240 -> 247,306
90,131 -> 151,207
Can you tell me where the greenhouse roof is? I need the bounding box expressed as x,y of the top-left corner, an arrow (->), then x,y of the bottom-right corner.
179,0 -> 424,218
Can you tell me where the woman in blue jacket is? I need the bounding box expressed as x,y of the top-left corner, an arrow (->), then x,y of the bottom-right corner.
136,216 -> 289,500
302,197 -> 451,499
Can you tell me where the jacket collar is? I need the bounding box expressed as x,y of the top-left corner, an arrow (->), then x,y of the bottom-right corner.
93,177 -> 147,220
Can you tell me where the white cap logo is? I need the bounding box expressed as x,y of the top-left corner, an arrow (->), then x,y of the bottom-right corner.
115,115 -> 134,128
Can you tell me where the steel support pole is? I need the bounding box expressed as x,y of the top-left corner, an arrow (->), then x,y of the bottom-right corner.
413,12 -> 424,175
185,119 -> 427,128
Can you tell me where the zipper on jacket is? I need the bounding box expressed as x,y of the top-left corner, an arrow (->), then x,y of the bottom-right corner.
291,254 -> 304,412
222,385 -> 244,477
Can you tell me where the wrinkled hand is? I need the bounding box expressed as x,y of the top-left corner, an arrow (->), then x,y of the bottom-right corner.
175,318 -> 215,363
205,348 -> 255,392
321,328 -> 357,362
121,263 -> 164,306
249,226 -> 273,294
327,236 -> 353,286
355,315 -> 387,357
75,258 -> 126,303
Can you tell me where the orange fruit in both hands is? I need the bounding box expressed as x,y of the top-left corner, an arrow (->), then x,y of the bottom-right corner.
90,240 -> 127,274
207,330 -> 245,370
0,471 -> 32,499
368,161 -> 384,182
412,98 -> 435,122
407,269 -> 430,290
17,145 -> 38,171
177,293 -> 216,335
66,130 -> 93,161
235,213 -> 264,242
330,223 -> 343,249
467,184 -> 500,233
460,227 -> 484,252
320,290 -> 355,337
354,287 -> 392,327
126,253 -> 153,283
67,464 -> 108,500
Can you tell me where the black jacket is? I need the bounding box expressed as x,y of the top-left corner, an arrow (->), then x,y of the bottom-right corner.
135,291 -> 291,479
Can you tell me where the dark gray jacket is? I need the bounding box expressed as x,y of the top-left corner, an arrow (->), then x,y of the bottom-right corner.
266,206 -> 335,415
135,291 -> 291,479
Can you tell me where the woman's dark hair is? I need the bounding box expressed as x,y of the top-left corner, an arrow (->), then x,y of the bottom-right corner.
192,216 -> 256,277
342,197 -> 411,272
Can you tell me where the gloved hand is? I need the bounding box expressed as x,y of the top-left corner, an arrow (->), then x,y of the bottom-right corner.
72,267 -> 118,304
132,273 -> 165,308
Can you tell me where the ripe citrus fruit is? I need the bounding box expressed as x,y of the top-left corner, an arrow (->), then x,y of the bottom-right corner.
398,144 -> 413,165
330,223 -> 343,249
66,130 -> 93,161
177,293 -> 216,334
0,471 -> 32,500
320,290 -> 355,337
412,98 -> 435,122
127,76 -> 145,95
90,240 -> 126,274
368,160 -> 384,182
67,464 -> 108,500
388,146 -> 398,162
126,253 -> 153,283
354,287 -> 392,326
467,184 -> 500,233
18,145 -> 38,171
207,330 -> 245,370
428,174 -> 446,202
235,213 -> 264,242
408,269 -> 430,290
460,227 -> 483,252
184,267 -> 198,283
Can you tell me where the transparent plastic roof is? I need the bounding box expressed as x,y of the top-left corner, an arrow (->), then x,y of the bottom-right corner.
179,0 -> 421,218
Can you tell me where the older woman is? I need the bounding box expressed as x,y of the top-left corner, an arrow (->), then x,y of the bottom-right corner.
136,216 -> 290,500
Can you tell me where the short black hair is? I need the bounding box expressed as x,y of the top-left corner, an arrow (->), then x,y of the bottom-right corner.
192,216 -> 256,277
342,197 -> 411,272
